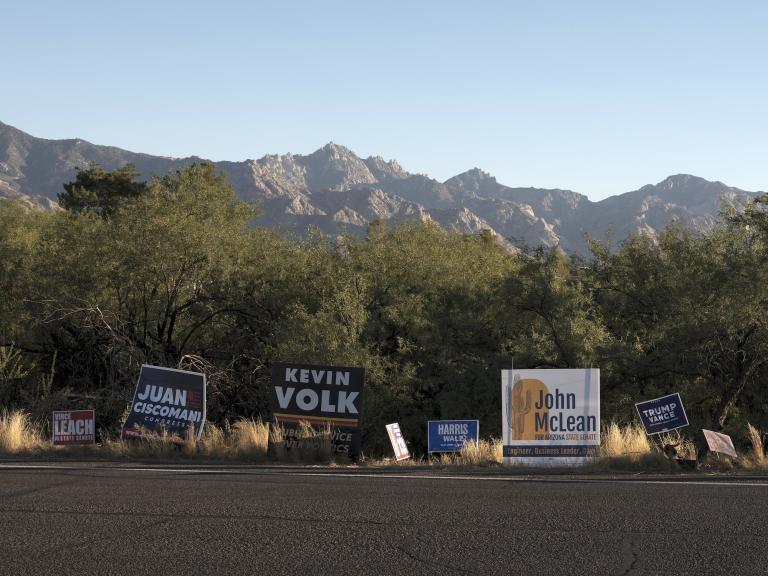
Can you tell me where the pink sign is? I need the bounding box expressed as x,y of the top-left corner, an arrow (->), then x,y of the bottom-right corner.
703,429 -> 737,458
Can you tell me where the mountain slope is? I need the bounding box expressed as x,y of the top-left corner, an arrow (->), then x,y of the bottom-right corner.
0,121 -> 762,255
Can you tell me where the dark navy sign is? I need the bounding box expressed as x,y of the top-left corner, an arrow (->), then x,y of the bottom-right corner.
427,420 -> 479,453
635,393 -> 689,435
122,365 -> 206,442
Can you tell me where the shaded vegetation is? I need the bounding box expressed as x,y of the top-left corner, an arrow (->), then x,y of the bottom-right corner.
2,163 -> 768,455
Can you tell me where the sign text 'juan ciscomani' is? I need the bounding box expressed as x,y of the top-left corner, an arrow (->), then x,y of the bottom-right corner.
501,369 -> 600,465
270,363 -> 365,460
121,365 -> 207,442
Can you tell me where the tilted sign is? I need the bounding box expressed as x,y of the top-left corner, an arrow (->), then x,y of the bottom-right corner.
703,429 -> 738,458
427,420 -> 479,453
52,410 -> 95,445
386,423 -> 410,461
635,393 -> 689,435
502,369 -> 600,465
122,365 -> 206,442
270,363 -> 364,460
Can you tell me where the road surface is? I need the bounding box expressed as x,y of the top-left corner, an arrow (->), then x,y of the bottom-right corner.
0,463 -> 766,575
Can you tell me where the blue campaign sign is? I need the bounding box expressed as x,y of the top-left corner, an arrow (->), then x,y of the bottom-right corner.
427,420 -> 479,453
635,393 -> 689,435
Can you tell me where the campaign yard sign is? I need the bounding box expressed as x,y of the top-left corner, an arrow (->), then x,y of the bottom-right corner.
502,369 -> 600,465
386,423 -> 410,461
427,420 -> 479,453
703,429 -> 738,458
635,393 -> 689,435
270,363 -> 365,460
121,365 -> 206,442
52,410 -> 95,445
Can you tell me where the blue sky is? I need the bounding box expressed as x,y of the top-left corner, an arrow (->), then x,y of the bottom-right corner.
3,1 -> 766,199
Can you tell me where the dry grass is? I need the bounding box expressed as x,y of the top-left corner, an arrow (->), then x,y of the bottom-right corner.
657,430 -> 697,460
365,454 -> 425,467
267,421 -> 287,460
183,425 -> 198,455
268,421 -> 334,464
103,429 -> 183,458
366,438 -> 503,467
196,423 -> 227,457
0,410 -> 46,454
456,438 -> 503,465
746,423 -> 765,466
601,422 -> 651,458
230,418 -> 269,459
4,411 -> 766,473
597,422 -> 682,471
434,439 -> 503,467
0,414 -> 265,461
104,419 -> 271,461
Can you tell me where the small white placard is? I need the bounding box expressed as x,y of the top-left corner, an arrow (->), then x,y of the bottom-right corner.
386,423 -> 410,461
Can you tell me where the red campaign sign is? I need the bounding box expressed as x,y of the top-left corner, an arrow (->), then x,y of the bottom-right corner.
52,410 -> 95,445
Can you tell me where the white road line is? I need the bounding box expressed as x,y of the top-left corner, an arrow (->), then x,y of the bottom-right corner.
1,463 -> 768,486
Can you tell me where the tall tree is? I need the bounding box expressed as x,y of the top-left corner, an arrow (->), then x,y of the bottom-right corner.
500,247 -> 608,370
58,163 -> 148,217
592,219 -> 768,436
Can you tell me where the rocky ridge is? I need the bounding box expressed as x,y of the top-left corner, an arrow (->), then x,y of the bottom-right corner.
0,120 -> 762,255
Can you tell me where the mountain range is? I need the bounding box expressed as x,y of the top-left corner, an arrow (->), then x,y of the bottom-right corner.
1,120 -> 762,255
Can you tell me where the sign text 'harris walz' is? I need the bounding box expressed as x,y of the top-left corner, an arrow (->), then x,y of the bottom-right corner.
121,365 -> 207,442
427,420 -> 479,453
270,363 -> 364,460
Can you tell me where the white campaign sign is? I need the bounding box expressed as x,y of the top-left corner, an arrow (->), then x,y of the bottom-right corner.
703,429 -> 737,458
501,369 -> 600,465
386,423 -> 410,461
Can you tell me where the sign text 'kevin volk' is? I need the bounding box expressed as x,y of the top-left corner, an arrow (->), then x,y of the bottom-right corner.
273,367 -> 361,416
270,363 -> 365,460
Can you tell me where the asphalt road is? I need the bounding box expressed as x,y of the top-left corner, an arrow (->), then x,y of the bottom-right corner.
1,464 -> 767,576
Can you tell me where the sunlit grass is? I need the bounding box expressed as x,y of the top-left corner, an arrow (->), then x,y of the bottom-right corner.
601,422 -> 652,458
746,423 -> 765,466
0,410 -> 45,454
2,411 -> 765,474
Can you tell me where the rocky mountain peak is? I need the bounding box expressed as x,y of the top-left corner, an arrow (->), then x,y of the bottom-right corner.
0,120 -> 762,257
657,174 -> 709,189
634,174 -> 749,206
444,168 -> 500,198
311,142 -> 356,159
446,167 -> 496,185
644,174 -> 721,194
363,155 -> 408,181
301,143 -> 377,191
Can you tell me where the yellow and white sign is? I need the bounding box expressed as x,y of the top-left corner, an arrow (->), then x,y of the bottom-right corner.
501,369 -> 600,465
